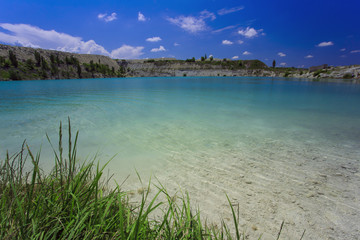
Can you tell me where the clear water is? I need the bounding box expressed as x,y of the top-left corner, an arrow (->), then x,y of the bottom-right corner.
2,76 -> 360,238
1,77 -> 360,175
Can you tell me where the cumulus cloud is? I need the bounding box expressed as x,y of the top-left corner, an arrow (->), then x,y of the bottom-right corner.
138,12 -> 147,22
111,45 -> 144,59
222,40 -> 233,45
280,62 -> 287,66
217,6 -> 244,15
98,13 -> 117,22
150,46 -> 166,52
340,48 -> 346,51
243,51 -> 251,55
0,23 -> 144,59
232,56 -> 239,59
317,41 -> 334,47
350,50 -> 360,53
146,37 -> 161,42
174,42 -> 180,46
305,55 -> 314,58
278,52 -> 286,57
0,23 -> 108,55
167,10 -> 215,33
238,40 -> 244,44
238,27 -> 263,38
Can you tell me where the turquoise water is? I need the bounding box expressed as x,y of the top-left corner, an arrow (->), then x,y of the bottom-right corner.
1,77 -> 360,175
1,76 -> 360,238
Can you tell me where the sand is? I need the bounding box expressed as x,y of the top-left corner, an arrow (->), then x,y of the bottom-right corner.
118,133 -> 360,240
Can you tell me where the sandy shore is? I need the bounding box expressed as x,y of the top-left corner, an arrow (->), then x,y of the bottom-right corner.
118,133 -> 360,239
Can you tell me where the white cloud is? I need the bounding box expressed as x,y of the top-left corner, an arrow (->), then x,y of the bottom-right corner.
317,41 -> 334,47
305,55 -> 314,58
138,12 -> 147,22
243,51 -> 251,55
280,62 -> 287,66
237,40 -> 244,44
98,13 -> 107,19
232,56 -> 239,59
167,16 -> 206,33
0,23 -> 144,59
174,42 -> 180,46
0,23 -> 109,55
212,25 -> 237,33
146,37 -> 161,42
340,48 -> 346,51
222,40 -> 233,45
150,45 -> 166,52
278,52 -> 286,57
217,6 -> 244,15
238,27 -> 263,38
200,10 -> 216,21
111,45 -> 144,59
350,50 -> 360,53
167,10 -> 215,33
98,12 -> 117,22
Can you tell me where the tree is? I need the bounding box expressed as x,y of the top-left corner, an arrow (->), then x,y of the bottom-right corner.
9,50 -> 18,68
77,63 -> 82,78
0,56 -> 5,66
201,56 -> 205,61
50,54 -> 56,64
209,56 -> 213,61
272,60 -> 276,68
25,59 -> 34,70
9,70 -> 21,80
204,54 -> 207,60
41,57 -> 49,71
34,51 -> 41,67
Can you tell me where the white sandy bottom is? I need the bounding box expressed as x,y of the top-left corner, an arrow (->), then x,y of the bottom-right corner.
116,134 -> 360,240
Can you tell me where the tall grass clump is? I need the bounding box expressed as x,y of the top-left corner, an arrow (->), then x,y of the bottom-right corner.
0,119 -> 291,239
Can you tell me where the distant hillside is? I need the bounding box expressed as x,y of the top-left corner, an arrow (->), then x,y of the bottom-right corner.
0,44 -> 123,80
0,44 -> 359,81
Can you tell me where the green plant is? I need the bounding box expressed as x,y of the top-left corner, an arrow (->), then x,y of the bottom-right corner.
25,59 -> 34,70
8,50 -> 18,68
9,70 -> 21,80
1,120 -> 301,239
313,69 -> 324,78
0,56 -> 5,67
343,73 -> 353,79
34,51 -> 41,67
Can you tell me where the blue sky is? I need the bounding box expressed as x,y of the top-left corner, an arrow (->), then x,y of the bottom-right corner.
0,0 -> 359,67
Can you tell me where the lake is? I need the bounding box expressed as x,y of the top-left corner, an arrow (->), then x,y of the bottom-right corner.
0,77 -> 359,239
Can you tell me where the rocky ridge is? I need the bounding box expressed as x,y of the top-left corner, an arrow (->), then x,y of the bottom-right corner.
0,44 -> 359,82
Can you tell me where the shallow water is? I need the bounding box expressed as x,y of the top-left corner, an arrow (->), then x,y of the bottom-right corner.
1,77 -> 360,238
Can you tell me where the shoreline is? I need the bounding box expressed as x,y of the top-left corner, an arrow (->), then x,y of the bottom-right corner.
1,43 -> 359,82
1,76 -> 360,85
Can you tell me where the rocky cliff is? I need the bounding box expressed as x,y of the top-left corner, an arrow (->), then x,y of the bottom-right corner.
0,44 -> 359,82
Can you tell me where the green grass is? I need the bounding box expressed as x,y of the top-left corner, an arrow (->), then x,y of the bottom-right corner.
0,119 -> 292,239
